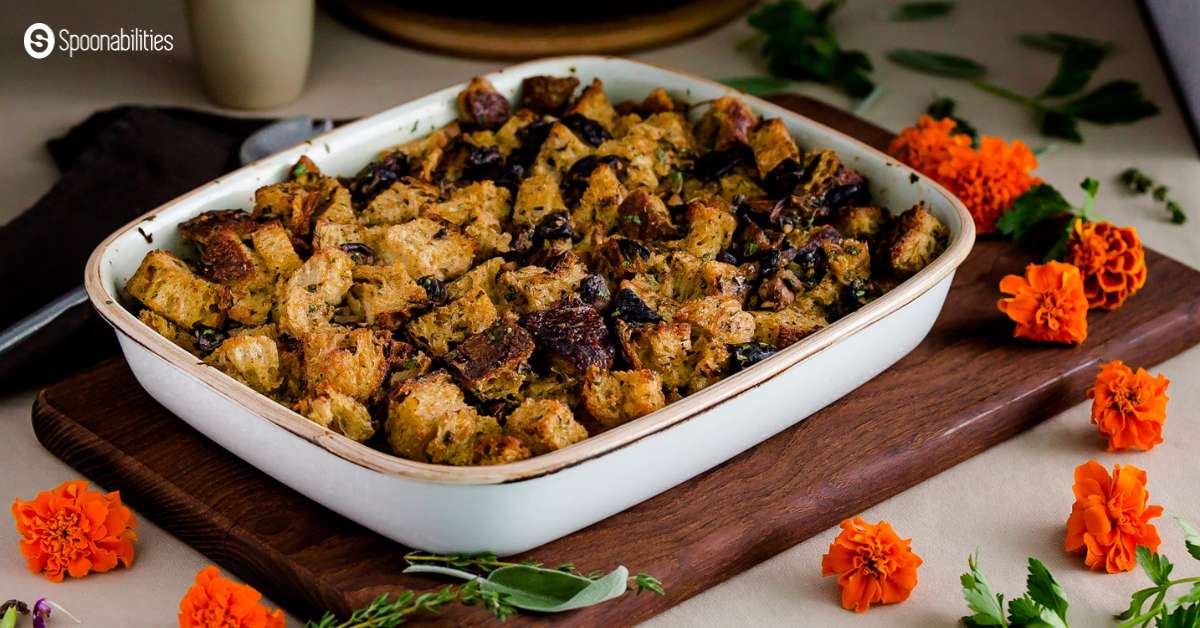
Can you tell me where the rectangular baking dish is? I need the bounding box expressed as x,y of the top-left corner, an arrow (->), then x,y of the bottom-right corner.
85,56 -> 974,554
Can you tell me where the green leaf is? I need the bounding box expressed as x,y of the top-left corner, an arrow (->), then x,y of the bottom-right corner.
996,184 -> 1072,240
1179,519 -> 1200,562
1061,80 -> 1160,124
1025,558 -> 1070,622
1020,32 -> 1114,54
1138,546 -> 1175,586
926,97 -> 979,143
961,553 -> 1009,626
744,0 -> 875,98
404,563 -> 631,613
890,1 -> 954,21
1039,110 -> 1083,142
721,76 -> 792,96
887,49 -> 988,78
1008,595 -> 1068,628
1041,42 -> 1109,98
1119,586 -> 1166,621
1156,603 -> 1200,628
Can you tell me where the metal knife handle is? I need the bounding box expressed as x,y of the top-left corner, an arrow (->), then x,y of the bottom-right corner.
0,285 -> 89,358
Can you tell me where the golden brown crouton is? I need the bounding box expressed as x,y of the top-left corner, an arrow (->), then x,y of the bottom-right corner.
825,238 -> 872,285
407,287 -> 498,356
253,172 -> 352,238
345,262 -> 428,328
581,367 -> 666,429
520,75 -> 580,116
565,78 -> 618,130
425,410 -> 502,466
512,173 -> 567,228
204,335 -> 282,394
178,209 -> 258,246
835,205 -> 891,241
386,372 -> 498,464
688,336 -> 732,394
445,318 -> 535,402
750,118 -> 800,178
504,398 -> 588,454
675,198 -> 736,261
531,122 -> 595,180
570,162 -> 627,239
138,308 -> 199,355
887,204 -> 949,276
616,321 -> 693,392
457,77 -> 512,130
276,248 -> 354,338
751,305 -> 828,347
312,220 -> 367,252
676,296 -> 756,344
495,254 -> 588,315
695,96 -> 758,151
427,180 -> 512,226
251,221 -> 302,276
365,218 -> 477,281
641,88 -> 675,114
616,189 -> 675,240
472,434 -> 533,465
301,326 -> 390,402
126,250 -> 231,329
360,178 -> 440,226
394,122 -> 462,182
198,230 -> 275,326
700,259 -> 751,302
448,257 -> 505,303
296,389 -> 375,442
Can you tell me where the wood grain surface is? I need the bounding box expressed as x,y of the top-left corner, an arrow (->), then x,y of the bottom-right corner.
32,95 -> 1200,626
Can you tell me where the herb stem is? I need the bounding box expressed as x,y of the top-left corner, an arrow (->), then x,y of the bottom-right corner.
969,80 -> 1044,110
1115,576 -> 1200,628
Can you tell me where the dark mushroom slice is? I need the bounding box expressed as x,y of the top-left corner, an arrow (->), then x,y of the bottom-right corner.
522,299 -> 615,375
347,152 -> 411,205
730,342 -> 778,372
559,113 -> 613,147
519,75 -> 580,116
457,77 -> 512,130
607,288 -> 661,324
445,318 -> 536,402
577,274 -> 612,311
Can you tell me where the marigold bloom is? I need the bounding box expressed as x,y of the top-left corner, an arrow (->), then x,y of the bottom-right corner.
11,480 -> 137,582
1088,360 -> 1169,451
1065,219 -> 1147,310
179,566 -> 285,628
1065,460 -> 1162,573
997,261 -> 1089,344
890,117 -> 1041,234
820,516 -> 922,612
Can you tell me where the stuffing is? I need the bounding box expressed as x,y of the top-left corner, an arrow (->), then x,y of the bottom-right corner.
385,372 -> 499,464
564,78 -> 618,130
276,248 -> 354,338
365,217 -> 477,281
204,335 -> 281,394
407,287 -> 498,356
445,318 -> 535,402
457,76 -> 512,130
887,204 -> 949,276
250,221 -> 302,276
675,296 -> 756,344
360,178 -> 440,226
345,262 -> 427,328
504,398 -> 588,454
512,173 -> 567,228
695,96 -> 758,151
531,122 -> 594,180
126,250 -> 231,329
835,205 -> 891,241
581,367 -> 666,429
616,321 -> 693,392
138,308 -> 199,355
674,198 -> 736,261
495,254 -> 588,315
301,326 -> 391,402
569,161 -> 626,236
750,118 -> 800,179
296,389 -> 375,442
751,304 -> 828,347
521,299 -> 614,375
472,434 -> 533,465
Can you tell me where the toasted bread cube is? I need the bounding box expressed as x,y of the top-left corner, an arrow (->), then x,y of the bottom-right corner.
472,434 -> 533,465
596,122 -> 667,189
312,219 -> 366,251
513,173 -> 567,228
582,367 -> 666,429
751,305 -> 828,347
178,209 -> 258,247
616,189 -> 675,240
446,318 -> 535,402
276,248 -> 354,338
616,321 -> 693,392
531,122 -> 594,180
407,287 -> 498,356
253,175 -> 352,237
204,335 -> 281,394
365,218 -> 476,281
641,87 -> 675,113
126,250 -> 231,329
520,75 -> 580,116
676,296 -> 756,344
457,77 -> 512,130
296,389 -> 375,442
688,336 -> 731,394
570,162 -> 627,236
887,204 -> 948,276
138,309 -> 199,355
835,205 -> 891,241
465,213 -> 512,261
564,78 -> 617,130
198,230 -> 275,326
521,300 -> 614,375
301,326 -> 390,402
718,171 -> 768,202
701,259 -> 751,301
448,257 -> 505,303
825,238 -> 872,285
750,118 -> 800,178
695,96 -> 758,151
521,369 -> 582,410
427,180 -> 512,226
386,372 -> 496,464
251,221 -> 302,276
385,340 -> 433,388
675,198 -> 736,261
395,122 -> 461,181
505,398 -> 588,454
494,109 -> 537,156
345,263 -> 427,328
361,178 -> 440,226
496,255 -> 588,315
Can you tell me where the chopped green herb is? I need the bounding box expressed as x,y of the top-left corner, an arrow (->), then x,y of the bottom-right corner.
742,0 -> 876,98
889,1 -> 954,21
292,164 -> 309,178
887,49 -> 987,79
1019,32 -> 1114,54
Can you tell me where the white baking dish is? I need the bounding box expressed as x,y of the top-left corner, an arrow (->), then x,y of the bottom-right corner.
85,56 -> 974,554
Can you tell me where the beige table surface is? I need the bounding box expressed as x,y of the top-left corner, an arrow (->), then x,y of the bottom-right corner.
2,1 -> 1199,626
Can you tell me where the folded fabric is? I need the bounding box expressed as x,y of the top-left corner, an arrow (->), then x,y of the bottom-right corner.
0,107 -> 272,389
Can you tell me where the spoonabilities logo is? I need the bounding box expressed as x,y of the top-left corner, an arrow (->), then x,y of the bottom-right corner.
24,22 -> 54,59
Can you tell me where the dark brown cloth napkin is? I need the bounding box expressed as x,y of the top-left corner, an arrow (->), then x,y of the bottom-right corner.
0,107 -> 273,390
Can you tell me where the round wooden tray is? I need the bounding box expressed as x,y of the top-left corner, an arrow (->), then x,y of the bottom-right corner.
330,0 -> 756,59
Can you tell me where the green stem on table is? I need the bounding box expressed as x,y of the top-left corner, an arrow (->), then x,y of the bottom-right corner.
969,80 -> 1045,110
1115,576 -> 1200,628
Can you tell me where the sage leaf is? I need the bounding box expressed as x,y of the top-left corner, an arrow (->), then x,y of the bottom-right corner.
1061,80 -> 1160,124
927,96 -> 978,143
1179,518 -> 1200,561
887,49 -> 987,79
890,1 -> 954,21
1041,43 -> 1108,98
721,76 -> 791,96
1039,109 -> 1082,143
1020,32 -> 1114,54
404,563 -> 631,613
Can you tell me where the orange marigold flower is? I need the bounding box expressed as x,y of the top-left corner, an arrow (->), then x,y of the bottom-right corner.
820,516 -> 922,612
1065,219 -> 1148,310
890,117 -> 1041,234
1065,460 -> 1162,573
997,261 -> 1089,344
179,566 -> 285,628
11,479 -> 138,582
1088,360 -> 1170,451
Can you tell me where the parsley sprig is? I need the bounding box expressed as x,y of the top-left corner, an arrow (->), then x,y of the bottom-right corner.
960,553 -> 1070,627
997,178 -> 1102,261
1116,519 -> 1200,628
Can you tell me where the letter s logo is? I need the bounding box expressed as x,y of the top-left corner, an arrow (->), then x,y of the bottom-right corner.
24,23 -> 54,59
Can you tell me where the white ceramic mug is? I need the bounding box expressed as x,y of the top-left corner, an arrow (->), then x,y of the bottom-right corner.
184,0 -> 314,109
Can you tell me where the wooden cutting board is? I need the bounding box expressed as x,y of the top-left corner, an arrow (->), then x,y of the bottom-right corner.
32,95 -> 1200,626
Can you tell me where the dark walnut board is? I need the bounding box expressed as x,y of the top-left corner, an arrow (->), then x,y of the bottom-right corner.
32,95 -> 1200,626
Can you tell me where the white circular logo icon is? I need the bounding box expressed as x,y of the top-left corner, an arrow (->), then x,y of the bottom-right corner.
24,23 -> 54,59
